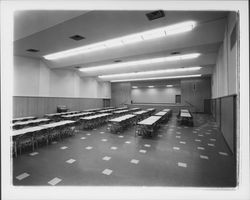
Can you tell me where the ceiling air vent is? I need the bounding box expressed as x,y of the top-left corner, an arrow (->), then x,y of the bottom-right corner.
146,10 -> 165,21
26,49 -> 39,52
171,51 -> 180,55
114,60 -> 122,63
74,66 -> 81,69
70,35 -> 85,41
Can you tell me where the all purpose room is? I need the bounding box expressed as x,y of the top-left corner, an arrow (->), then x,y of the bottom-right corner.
10,9 -> 239,188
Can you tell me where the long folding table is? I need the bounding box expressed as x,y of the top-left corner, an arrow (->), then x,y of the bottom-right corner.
12,120 -> 76,156
136,116 -> 162,137
80,113 -> 112,129
12,118 -> 51,129
12,116 -> 37,123
177,109 -> 193,126
108,114 -> 136,134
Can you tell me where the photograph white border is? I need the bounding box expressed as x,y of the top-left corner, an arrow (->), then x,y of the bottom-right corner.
1,1 -> 249,200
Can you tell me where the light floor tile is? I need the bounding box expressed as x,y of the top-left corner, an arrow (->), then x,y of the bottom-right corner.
102,169 -> 113,175
130,159 -> 139,164
178,162 -> 187,168
144,144 -> 151,147
205,132 -> 211,135
200,155 -> 209,160
176,132 -> 181,134
110,146 -> 117,150
118,135 -> 124,138
80,137 -> 86,140
60,146 -> 68,150
85,146 -> 93,150
173,147 -> 180,150
100,131 -> 105,134
208,143 -> 215,147
16,172 -> 30,180
198,134 -> 204,137
66,159 -> 76,164
51,141 -> 57,144
125,141 -> 131,144
101,139 -> 108,142
219,152 -> 229,156
210,138 -> 216,141
86,133 -> 91,136
197,147 -> 205,150
193,131 -> 198,133
139,149 -> 147,153
29,152 -> 39,156
195,139 -> 201,142
176,136 -> 181,139
180,141 -> 186,144
102,156 -> 111,161
93,129 -> 97,130
48,177 -> 62,186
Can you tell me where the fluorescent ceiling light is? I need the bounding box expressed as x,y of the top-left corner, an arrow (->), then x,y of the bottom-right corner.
132,86 -> 138,89
98,66 -> 201,79
148,86 -> 154,88
44,21 -> 196,60
110,74 -> 202,82
80,53 -> 201,73
166,85 -> 173,87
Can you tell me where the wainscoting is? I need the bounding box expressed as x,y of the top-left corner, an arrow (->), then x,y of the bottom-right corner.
13,96 -> 111,118
211,95 -> 237,154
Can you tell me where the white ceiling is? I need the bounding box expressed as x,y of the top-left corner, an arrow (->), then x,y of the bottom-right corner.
14,11 -> 88,40
14,10 -> 229,81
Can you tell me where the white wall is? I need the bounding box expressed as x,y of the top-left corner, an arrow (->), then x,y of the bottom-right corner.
13,55 -> 111,98
212,12 -> 238,98
131,87 -> 181,104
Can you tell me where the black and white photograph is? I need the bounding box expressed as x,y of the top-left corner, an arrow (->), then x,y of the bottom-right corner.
1,0 -> 249,200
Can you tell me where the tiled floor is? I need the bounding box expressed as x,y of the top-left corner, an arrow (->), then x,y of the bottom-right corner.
13,113 -> 236,187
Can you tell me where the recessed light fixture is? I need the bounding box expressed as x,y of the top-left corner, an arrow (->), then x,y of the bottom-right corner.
98,66 -> 201,79
132,86 -> 138,89
44,21 -> 196,60
80,53 -> 201,73
166,85 -> 173,87
148,86 -> 154,88
110,74 -> 202,82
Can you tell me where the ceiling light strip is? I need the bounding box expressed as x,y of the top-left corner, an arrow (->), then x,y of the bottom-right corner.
80,53 -> 200,73
98,66 -> 201,79
43,21 -> 196,60
110,74 -> 202,82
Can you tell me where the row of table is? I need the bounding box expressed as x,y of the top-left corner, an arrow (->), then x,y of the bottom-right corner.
177,109 -> 194,126
136,108 -> 172,137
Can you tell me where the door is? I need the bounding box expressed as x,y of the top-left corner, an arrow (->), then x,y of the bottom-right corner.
175,95 -> 181,103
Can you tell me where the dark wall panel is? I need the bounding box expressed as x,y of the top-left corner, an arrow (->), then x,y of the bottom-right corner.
221,96 -> 235,153
13,96 -> 106,118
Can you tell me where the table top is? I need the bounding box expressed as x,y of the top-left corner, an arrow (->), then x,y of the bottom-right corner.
114,110 -> 129,114
180,112 -> 192,117
80,113 -> 111,120
61,112 -> 94,118
180,109 -> 189,113
109,114 -> 135,122
133,110 -> 148,115
13,118 -> 50,126
155,111 -> 167,116
129,108 -> 140,110
162,109 -> 171,112
137,116 -> 162,125
116,106 -> 128,110
98,109 -> 116,113
12,126 -> 47,136
44,111 -> 79,117
13,116 -> 36,121
40,120 -> 75,128
147,108 -> 155,111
